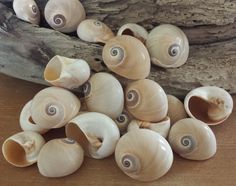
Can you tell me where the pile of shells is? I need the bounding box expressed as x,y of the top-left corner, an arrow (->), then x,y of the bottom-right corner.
2,0 -> 234,182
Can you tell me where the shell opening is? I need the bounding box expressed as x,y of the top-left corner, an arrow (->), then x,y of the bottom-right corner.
3,140 -> 27,167
121,29 -> 134,37
120,154 -> 141,173
28,116 -> 36,125
44,58 -> 62,81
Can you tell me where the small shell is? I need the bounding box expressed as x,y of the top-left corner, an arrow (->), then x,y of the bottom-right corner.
117,23 -> 148,43
44,0 -> 85,33
102,35 -> 150,80
31,87 -> 81,129
20,100 -> 49,134
37,138 -> 84,177
125,79 -> 168,122
168,118 -> 217,160
13,0 -> 40,25
146,24 -> 189,68
184,86 -> 233,125
127,116 -> 170,138
2,131 -> 45,167
66,112 -> 120,159
115,110 -> 133,134
44,55 -> 90,89
167,95 -> 188,125
82,72 -> 124,119
77,19 -> 114,43
115,129 -> 173,182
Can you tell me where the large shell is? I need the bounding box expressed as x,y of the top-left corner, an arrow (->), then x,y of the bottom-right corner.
102,35 -> 150,80
2,131 -> 45,167
44,0 -> 86,33
82,72 -> 124,119
115,129 -> 173,182
167,95 -> 188,125
20,100 -> 49,134
125,79 -> 168,122
44,55 -> 90,89
184,86 -> 233,125
77,19 -> 114,43
13,0 -> 40,25
168,118 -> 217,160
31,87 -> 81,129
37,138 -> 84,177
146,24 -> 189,68
114,110 -> 133,134
127,116 -> 170,138
66,112 -> 120,159
117,23 -> 148,43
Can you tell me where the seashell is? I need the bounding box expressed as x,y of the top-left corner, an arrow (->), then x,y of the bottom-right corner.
184,86 -> 233,125
167,95 -> 188,125
146,24 -> 189,68
168,118 -> 217,160
102,35 -> 150,80
77,19 -> 114,44
66,112 -> 120,159
37,138 -> 84,177
44,55 -> 90,89
13,0 -> 40,25
125,79 -> 168,122
117,23 -> 148,43
44,0 -> 86,33
2,131 -> 45,167
127,116 -> 170,138
82,72 -> 124,119
31,87 -> 81,129
20,100 -> 49,134
115,129 -> 173,182
114,110 -> 133,134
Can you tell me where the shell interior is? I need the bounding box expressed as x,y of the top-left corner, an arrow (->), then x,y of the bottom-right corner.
44,59 -> 62,81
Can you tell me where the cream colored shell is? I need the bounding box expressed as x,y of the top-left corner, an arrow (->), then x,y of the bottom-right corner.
2,131 -> 45,167
31,87 -> 81,129
20,100 -> 49,134
102,35 -> 151,80
44,55 -> 90,89
168,118 -> 217,160
127,116 -> 170,138
114,110 -> 133,134
37,138 -> 84,177
44,0 -> 86,33
184,86 -> 233,125
115,129 -> 173,182
82,72 -> 124,119
66,112 -> 120,159
13,0 -> 40,25
167,95 -> 188,125
146,24 -> 189,68
125,79 -> 168,122
77,19 -> 114,43
117,23 -> 148,43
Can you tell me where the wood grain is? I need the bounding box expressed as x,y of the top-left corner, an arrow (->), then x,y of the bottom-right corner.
0,73 -> 236,186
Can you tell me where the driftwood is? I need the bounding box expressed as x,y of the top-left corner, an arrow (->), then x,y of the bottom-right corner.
0,1 -> 236,97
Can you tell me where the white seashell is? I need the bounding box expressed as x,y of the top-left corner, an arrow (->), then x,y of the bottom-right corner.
77,19 -> 114,43
44,55 -> 90,89
20,100 -> 49,134
184,86 -> 233,125
13,0 -> 40,25
2,131 -> 45,167
37,138 -> 84,177
66,112 -> 120,159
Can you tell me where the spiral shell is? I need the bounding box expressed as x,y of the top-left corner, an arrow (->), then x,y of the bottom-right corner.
184,86 -> 233,125
115,110 -> 133,134
102,35 -> 151,80
168,118 -> 217,160
31,87 -> 81,129
44,0 -> 86,33
13,0 -> 40,25
77,19 -> 114,43
146,24 -> 189,68
125,79 -> 168,122
115,129 -> 173,182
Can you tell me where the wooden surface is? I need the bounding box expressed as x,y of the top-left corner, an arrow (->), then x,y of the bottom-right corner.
0,73 -> 236,186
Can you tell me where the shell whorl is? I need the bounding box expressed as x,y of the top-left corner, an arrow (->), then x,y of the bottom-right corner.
121,153 -> 141,173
